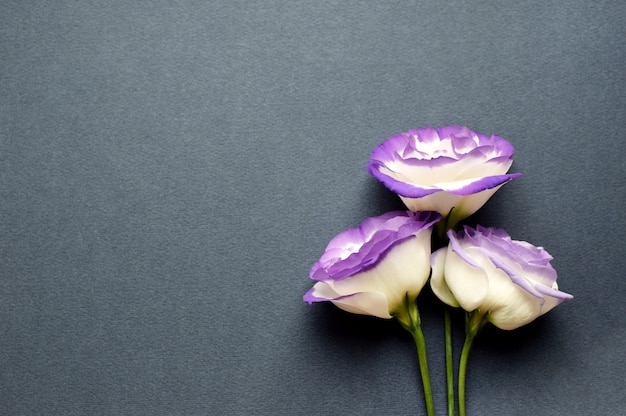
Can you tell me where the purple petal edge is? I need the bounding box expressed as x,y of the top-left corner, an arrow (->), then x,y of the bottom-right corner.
368,126 -> 516,166
368,162 -> 522,198
487,253 -> 545,299
310,211 -> 440,282
303,287 -> 321,304
303,286 -> 364,304
535,283 -> 574,301
447,229 -> 482,268
367,164 -> 442,198
440,173 -> 523,196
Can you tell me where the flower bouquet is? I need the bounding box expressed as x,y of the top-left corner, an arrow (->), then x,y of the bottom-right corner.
304,126 -> 572,416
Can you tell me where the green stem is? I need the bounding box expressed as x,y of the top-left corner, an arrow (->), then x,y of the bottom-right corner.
458,330 -> 475,416
396,295 -> 435,416
435,207 -> 457,242
458,311 -> 488,416
411,321 -> 435,416
444,307 -> 455,416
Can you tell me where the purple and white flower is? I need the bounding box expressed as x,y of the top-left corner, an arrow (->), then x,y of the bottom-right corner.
304,211 -> 440,319
430,225 -> 573,330
368,126 -> 522,228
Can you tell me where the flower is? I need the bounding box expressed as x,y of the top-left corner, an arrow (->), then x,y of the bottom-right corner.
430,225 -> 573,330
367,126 -> 522,229
303,210 -> 440,319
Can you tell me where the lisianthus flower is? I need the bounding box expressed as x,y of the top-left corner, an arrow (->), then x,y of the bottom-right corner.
368,126 -> 522,229
430,225 -> 573,330
304,211 -> 440,319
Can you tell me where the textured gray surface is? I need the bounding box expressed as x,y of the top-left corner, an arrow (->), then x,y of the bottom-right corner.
1,1 -> 625,415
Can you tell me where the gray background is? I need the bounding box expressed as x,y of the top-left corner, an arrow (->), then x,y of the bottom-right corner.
2,1 -> 625,415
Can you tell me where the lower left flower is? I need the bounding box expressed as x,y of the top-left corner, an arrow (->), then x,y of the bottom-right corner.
303,210 -> 440,318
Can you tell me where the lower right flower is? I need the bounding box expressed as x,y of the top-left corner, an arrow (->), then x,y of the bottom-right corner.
430,225 -> 573,415
431,225 -> 573,330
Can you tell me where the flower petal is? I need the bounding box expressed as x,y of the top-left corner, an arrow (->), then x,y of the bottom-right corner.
433,173 -> 523,196
430,248 -> 459,307
443,248 -> 489,311
303,282 -> 393,319
329,234 -> 432,313
330,291 -> 393,319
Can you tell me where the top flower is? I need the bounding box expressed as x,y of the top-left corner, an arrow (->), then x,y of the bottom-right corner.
368,126 -> 522,229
